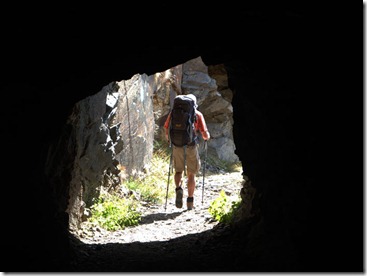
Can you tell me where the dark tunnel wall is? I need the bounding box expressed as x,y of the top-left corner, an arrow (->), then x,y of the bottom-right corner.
3,5 -> 362,272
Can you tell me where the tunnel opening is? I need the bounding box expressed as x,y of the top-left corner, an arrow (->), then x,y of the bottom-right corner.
5,6 -> 361,272
46,56 -> 252,271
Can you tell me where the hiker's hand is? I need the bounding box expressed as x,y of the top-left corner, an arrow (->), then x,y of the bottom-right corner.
202,131 -> 210,141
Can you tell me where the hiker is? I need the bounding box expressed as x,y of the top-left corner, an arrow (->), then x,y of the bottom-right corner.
164,94 -> 210,210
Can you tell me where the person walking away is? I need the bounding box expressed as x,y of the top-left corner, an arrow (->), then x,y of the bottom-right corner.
164,94 -> 210,210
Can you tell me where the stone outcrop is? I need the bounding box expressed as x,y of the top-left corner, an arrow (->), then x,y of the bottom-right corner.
182,57 -> 238,163
47,76 -> 156,231
153,56 -> 239,163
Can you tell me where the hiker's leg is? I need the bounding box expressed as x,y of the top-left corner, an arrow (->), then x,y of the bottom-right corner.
186,144 -> 201,185
186,144 -> 200,199
174,172 -> 182,188
187,172 -> 196,197
172,146 -> 184,188
174,171 -> 184,208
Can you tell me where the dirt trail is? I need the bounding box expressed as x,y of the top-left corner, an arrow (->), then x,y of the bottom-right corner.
69,170 -> 244,272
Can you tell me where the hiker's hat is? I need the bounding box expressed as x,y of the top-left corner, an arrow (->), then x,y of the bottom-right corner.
186,94 -> 198,108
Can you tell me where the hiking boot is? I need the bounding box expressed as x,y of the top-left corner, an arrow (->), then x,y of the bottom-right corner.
187,197 -> 194,210
175,187 -> 183,208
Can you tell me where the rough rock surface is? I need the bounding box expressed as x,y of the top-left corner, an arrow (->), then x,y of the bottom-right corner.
69,169 -> 244,272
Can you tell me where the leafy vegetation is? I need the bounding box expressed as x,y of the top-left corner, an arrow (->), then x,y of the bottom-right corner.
208,190 -> 242,224
87,139 -> 175,231
87,138 -> 242,231
89,193 -> 141,231
125,140 -> 175,204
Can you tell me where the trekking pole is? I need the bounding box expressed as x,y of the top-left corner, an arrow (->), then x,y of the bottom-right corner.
164,144 -> 173,211
202,140 -> 208,205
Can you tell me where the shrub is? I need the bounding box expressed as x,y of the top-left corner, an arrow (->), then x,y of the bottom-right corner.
208,190 -> 241,224
89,193 -> 141,231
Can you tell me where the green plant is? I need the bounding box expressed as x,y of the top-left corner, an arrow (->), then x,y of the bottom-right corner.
89,193 -> 141,231
125,140 -> 175,204
126,176 -> 170,204
208,190 -> 241,223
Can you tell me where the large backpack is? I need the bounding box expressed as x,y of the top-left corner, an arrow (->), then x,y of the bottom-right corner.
169,95 -> 197,147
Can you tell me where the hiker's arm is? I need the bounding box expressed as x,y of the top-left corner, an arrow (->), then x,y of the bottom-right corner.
197,113 -> 210,141
164,113 -> 171,142
165,128 -> 169,141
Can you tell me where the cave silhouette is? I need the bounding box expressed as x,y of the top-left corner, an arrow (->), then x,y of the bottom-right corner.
3,4 -> 362,273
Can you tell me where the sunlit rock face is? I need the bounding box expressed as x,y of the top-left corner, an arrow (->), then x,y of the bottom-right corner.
152,56 -> 239,163
48,75 -> 156,231
182,57 -> 238,163
114,74 -> 155,176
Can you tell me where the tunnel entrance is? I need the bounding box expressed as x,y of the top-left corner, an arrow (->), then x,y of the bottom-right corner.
62,56 -> 250,272
57,56 -> 248,248
6,6 -> 361,272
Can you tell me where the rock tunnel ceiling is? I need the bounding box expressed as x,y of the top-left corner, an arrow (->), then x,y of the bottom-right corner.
3,5 -> 362,273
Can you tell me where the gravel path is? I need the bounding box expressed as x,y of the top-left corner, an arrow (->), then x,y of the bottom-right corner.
69,169 -> 244,272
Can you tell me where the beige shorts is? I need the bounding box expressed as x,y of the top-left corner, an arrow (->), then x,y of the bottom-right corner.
172,144 -> 201,174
